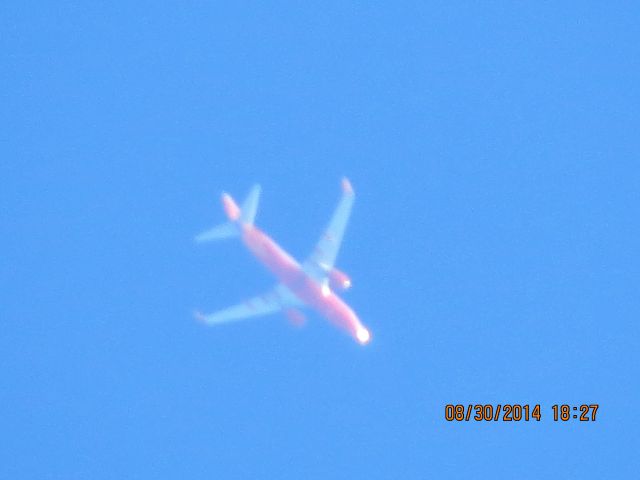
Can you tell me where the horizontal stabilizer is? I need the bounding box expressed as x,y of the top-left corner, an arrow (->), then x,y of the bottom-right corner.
194,222 -> 238,242
240,185 -> 261,225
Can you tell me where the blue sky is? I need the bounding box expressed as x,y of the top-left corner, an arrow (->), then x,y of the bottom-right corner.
2,2 -> 639,478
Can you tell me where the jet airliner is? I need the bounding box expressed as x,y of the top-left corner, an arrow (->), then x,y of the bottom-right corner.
194,178 -> 371,345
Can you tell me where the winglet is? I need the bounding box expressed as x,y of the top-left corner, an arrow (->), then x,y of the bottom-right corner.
341,177 -> 354,196
194,310 -> 208,324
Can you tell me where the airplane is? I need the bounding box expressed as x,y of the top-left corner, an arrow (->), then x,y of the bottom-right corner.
194,178 -> 371,345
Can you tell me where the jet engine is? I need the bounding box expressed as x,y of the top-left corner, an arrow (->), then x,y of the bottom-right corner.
328,268 -> 351,290
285,308 -> 306,327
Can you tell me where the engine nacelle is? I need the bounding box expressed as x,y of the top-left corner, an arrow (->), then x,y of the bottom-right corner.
285,308 -> 306,327
328,268 -> 351,290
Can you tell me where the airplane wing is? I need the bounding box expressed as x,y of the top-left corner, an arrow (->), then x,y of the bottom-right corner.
195,284 -> 302,325
302,178 -> 355,281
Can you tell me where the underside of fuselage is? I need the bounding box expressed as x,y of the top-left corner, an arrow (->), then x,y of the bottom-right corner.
242,225 -> 368,341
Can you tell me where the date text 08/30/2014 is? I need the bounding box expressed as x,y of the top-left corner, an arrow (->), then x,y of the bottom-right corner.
444,404 -> 599,422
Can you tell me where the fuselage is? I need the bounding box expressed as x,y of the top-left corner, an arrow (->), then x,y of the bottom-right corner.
240,224 -> 370,343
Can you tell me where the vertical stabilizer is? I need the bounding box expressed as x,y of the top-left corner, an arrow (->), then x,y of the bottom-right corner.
221,193 -> 240,221
194,184 -> 261,243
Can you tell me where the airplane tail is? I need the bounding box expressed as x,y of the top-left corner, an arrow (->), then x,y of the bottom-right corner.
195,185 -> 261,243
238,184 -> 261,225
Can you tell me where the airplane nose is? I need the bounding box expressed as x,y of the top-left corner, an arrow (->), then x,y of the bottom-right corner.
356,327 -> 371,345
